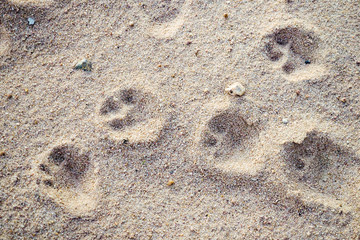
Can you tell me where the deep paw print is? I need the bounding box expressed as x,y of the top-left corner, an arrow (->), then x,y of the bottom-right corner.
197,108 -> 261,176
42,145 -> 90,187
141,0 -> 185,23
33,144 -> 98,215
99,88 -> 166,143
264,26 -> 322,77
282,130 -> 360,210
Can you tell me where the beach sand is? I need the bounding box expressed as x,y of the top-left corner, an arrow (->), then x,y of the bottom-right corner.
1,0 -> 360,239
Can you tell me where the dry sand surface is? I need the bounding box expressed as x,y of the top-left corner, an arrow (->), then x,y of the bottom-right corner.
1,0 -> 360,239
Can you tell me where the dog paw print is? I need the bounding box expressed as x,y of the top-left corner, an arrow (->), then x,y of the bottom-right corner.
142,0 -> 192,39
0,26 -> 11,61
33,144 -> 98,215
195,107 -> 262,176
99,88 -> 166,144
264,25 -> 327,81
141,0 -> 186,23
282,130 -> 360,211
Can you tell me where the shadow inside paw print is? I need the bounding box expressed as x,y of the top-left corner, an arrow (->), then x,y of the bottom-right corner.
282,131 -> 360,198
200,109 -> 259,161
99,87 -> 167,143
264,26 -> 319,74
40,145 -> 90,187
100,88 -> 151,130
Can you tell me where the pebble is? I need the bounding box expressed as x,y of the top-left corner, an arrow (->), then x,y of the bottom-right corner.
28,18 -> 35,25
74,59 -> 92,71
225,82 -> 246,96
0,151 -> 5,157
282,118 -> 289,124
167,180 -> 175,186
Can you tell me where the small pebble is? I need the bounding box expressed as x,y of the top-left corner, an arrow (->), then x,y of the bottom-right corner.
74,59 -> 92,71
28,17 -> 35,25
129,22 -> 135,27
0,151 -> 5,157
224,13 -> 229,19
167,180 -> 175,186
339,97 -> 346,103
7,94 -> 13,100
24,89 -> 29,94
225,82 -> 246,96
282,118 -> 289,124
305,60 -> 311,64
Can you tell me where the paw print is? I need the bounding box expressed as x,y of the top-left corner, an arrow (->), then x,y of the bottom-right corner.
99,88 -> 167,144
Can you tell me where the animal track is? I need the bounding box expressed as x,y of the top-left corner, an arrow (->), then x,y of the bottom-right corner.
142,0 -> 185,23
263,25 -> 327,80
197,107 -> 262,176
144,0 -> 192,39
46,145 -> 90,186
99,88 -> 166,143
0,26 -> 10,58
282,130 -> 360,209
33,144 -> 98,215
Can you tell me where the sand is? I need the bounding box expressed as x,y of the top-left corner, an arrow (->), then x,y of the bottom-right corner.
1,0 -> 360,239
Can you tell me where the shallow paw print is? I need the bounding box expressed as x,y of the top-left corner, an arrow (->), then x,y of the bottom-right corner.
141,0 -> 185,23
263,25 -> 327,80
282,130 -> 360,211
7,0 -> 53,6
33,144 -> 98,215
0,26 -> 11,59
99,88 -> 166,143
143,0 -> 192,39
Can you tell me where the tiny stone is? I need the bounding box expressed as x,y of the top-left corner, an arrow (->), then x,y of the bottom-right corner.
0,151 -> 5,157
74,59 -> 92,71
129,22 -> 135,27
24,89 -> 29,94
339,97 -> 346,103
282,118 -> 289,124
7,94 -> 13,99
305,60 -> 311,64
28,17 -> 35,25
224,13 -> 229,19
167,180 -> 175,186
225,82 -> 246,96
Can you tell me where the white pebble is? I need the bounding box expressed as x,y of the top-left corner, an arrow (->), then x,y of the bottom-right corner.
28,18 -> 35,25
225,82 -> 245,96
282,118 -> 289,124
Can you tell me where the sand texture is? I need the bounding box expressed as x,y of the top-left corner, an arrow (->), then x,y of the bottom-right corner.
1,0 -> 360,239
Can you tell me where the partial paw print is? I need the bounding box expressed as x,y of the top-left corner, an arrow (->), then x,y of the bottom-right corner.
142,0 -> 192,39
264,24 -> 327,81
142,0 -> 185,23
0,26 -> 11,61
7,0 -> 53,6
99,88 -> 167,144
32,144 -> 99,215
282,130 -> 360,211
